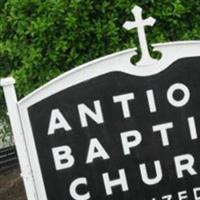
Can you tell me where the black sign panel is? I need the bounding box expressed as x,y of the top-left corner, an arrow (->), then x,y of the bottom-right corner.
28,57 -> 200,200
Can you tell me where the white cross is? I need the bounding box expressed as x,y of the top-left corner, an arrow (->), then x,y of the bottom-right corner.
123,5 -> 157,66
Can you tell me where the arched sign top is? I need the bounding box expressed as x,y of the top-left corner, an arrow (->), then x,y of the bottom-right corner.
19,41 -> 200,107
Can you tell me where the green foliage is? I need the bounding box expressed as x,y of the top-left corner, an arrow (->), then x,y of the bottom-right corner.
0,0 -> 200,143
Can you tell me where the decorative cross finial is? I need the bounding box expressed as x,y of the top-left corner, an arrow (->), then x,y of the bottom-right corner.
123,5 -> 157,66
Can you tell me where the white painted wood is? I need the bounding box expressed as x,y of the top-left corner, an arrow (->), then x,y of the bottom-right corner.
123,5 -> 157,66
0,78 -> 38,200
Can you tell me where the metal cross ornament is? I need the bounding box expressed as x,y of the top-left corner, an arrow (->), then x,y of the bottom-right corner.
123,5 -> 157,66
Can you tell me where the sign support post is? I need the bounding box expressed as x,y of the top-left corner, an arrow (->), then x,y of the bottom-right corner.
0,77 -> 37,200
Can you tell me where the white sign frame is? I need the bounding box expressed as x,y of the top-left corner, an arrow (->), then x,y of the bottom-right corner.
2,41 -> 200,200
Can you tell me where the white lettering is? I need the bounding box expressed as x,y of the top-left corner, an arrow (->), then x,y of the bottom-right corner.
113,93 -> 134,118
153,122 -> 173,146
78,100 -> 104,127
69,178 -> 90,200
167,83 -> 190,107
194,187 -> 200,200
48,109 -> 71,135
86,138 -> 110,164
146,90 -> 157,113
121,130 -> 142,155
174,154 -> 197,178
140,160 -> 163,185
178,190 -> 188,200
103,169 -> 129,195
162,195 -> 172,200
188,117 -> 198,140
52,146 -> 75,170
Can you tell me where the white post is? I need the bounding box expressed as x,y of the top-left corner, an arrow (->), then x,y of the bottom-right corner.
0,77 -> 37,200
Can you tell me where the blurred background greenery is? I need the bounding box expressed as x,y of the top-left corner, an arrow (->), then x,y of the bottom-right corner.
0,0 -> 200,145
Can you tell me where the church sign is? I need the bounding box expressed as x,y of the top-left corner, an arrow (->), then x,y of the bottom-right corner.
2,5 -> 200,200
